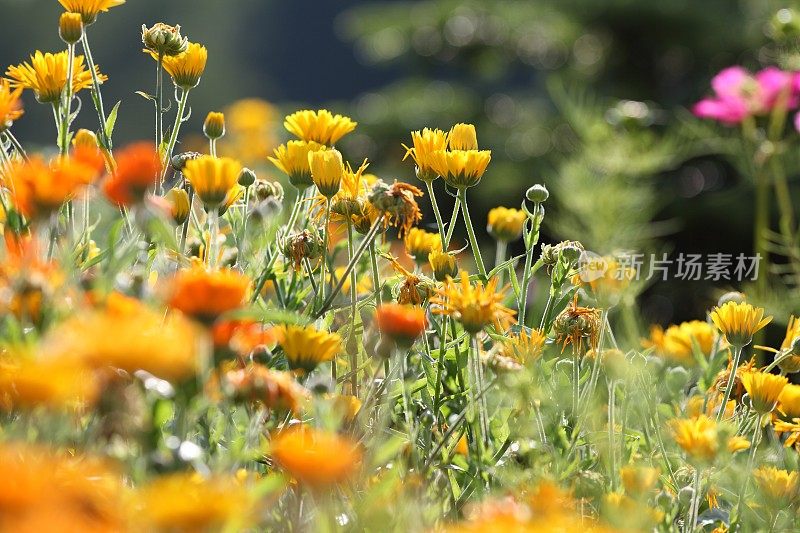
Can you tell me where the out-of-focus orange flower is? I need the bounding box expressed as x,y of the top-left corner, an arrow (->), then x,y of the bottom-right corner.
269,426 -> 361,489
0,356 -> 98,411
4,156 -> 91,220
375,303 -> 426,347
167,266 -> 249,324
71,128 -> 107,176
223,364 -> 309,413
102,142 -> 161,206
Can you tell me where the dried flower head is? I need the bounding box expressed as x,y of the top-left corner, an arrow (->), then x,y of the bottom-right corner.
368,180 -> 424,237
552,297 -> 602,353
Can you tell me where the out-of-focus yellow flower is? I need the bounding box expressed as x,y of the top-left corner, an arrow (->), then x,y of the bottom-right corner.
710,301 -> 772,347
670,415 -> 719,464
775,418 -> 800,449
643,320 -> 718,367
448,123 -> 478,151
331,266 -> 372,296
429,149 -> 491,190
430,270 -> 516,334
575,256 -> 634,307
5,156 -> 92,220
620,465 -> 660,494
0,357 -> 98,411
502,328 -> 546,364
779,384 -> 800,418
102,142 -> 161,206
157,42 -> 207,89
404,227 -> 442,263
375,303 -> 427,347
223,364 -> 309,414
6,51 -> 105,104
58,0 -> 125,24
221,98 -> 277,165
752,467 -> 799,507
726,435 -> 751,453
133,472 -> 253,531
602,492 -> 663,532
0,79 -> 23,131
740,370 -> 787,414
284,109 -> 357,145
428,249 -> 457,281
276,324 -> 341,373
269,425 -> 361,489
403,128 -> 448,181
777,316 -> 800,373
268,140 -> 326,189
183,155 -> 242,208
330,393 -> 362,421
167,266 -> 249,324
308,148 -> 344,198
487,206 -> 525,242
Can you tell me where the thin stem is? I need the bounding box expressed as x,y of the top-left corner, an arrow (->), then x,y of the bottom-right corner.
518,206 -> 541,325
684,468 -> 702,533
369,241 -> 382,308
346,220 -> 359,396
432,317 -> 449,426
208,208 -> 220,269
161,88 -> 190,193
80,32 -> 111,150
716,345 -> 743,422
318,200 -> 331,307
425,180 -> 446,240
444,196 -> 461,248
734,419 -> 762,528
607,379 -> 617,490
59,43 -> 75,157
494,241 -> 507,285
155,54 -> 164,148
457,189 -> 487,279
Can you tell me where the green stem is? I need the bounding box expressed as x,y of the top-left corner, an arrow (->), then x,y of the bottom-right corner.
346,219 -> 359,396
607,380 -> 617,490
425,180 -> 446,241
59,44 -> 75,157
369,241 -> 382,308
155,54 -> 164,148
80,32 -> 111,150
457,189 -> 487,279
519,206 -> 542,325
161,88 -> 190,193
444,196 -> 461,248
716,345 -> 743,422
684,468 -> 702,533
494,241 -> 507,285
207,208 -> 220,269
318,200 -> 331,307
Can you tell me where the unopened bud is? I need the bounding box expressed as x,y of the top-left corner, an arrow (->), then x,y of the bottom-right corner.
171,151 -> 201,172
141,23 -> 188,57
166,188 -> 190,225
203,112 -> 226,140
526,184 -> 549,203
59,13 -> 83,45
238,167 -> 257,187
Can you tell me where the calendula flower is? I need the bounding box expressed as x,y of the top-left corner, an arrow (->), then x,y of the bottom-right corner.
0,79 -> 23,131
741,370 -> 787,414
218,184 -> 244,216
487,206 -> 526,242
308,148 -> 344,198
431,270 -> 516,334
575,256 -> 634,307
58,0 -> 125,25
203,111 -> 225,140
368,180 -> 424,237
710,301 -> 772,347
779,384 -> 800,418
429,149 -> 491,190
58,12 -> 83,45
5,156 -> 92,219
670,415 -> 719,464
102,142 -> 161,206
709,355 -> 757,405
182,155 -> 242,208
0,357 -> 98,411
375,303 -> 427,347
134,473 -> 253,531
331,266 -> 372,296
502,328 -> 546,364
269,426 -> 361,489
602,492 -> 663,532
268,140 -> 326,189
404,227 -> 442,263
6,50 -> 104,104
552,297 -> 602,353
778,316 -> 800,373
157,42 -> 207,89
727,435 -> 751,453
223,365 -> 309,414
774,419 -> 800,449
643,320 -> 719,367
284,109 -> 357,145
276,325 -> 341,373
402,128 -> 449,181
752,467 -> 799,507
141,22 -> 188,57
448,123 -> 479,151
428,249 -> 457,281
166,188 -> 190,225
620,466 -> 660,494
71,128 -> 105,174
167,266 -> 249,324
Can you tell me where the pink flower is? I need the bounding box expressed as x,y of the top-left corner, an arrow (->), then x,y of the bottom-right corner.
794,111 -> 800,132
755,67 -> 798,109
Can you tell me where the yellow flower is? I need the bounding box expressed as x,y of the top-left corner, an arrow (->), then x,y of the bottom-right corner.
269,426 -> 361,489
777,316 -> 800,373
203,111 -> 225,140
284,109 -> 357,145
429,149 -> 491,189
502,328 -> 546,364
6,50 -> 105,104
404,228 -> 442,263
183,155 -> 242,208
58,12 -> 84,45
0,79 -> 23,131
0,357 -> 98,411
709,301 -> 772,347
779,384 -> 800,418
669,415 -> 719,464
428,249 -> 457,281
158,42 -> 207,89
332,266 -> 372,296
308,148 -> 344,198
430,270 -> 516,334
134,473 -> 253,531
620,466 -> 660,494
741,370 -> 787,414
726,435 -> 751,453
752,467 -> 799,506
166,188 -> 190,225
575,256 -> 634,307
276,325 -> 342,373
402,128 -> 449,181
58,0 -> 125,24
448,123 -> 478,151
268,140 -> 326,189
643,320 -> 718,366
487,206 -> 526,242
774,418 -> 800,449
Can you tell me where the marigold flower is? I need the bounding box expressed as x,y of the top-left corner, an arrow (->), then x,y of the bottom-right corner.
102,142 -> 161,206
58,0 -> 125,24
670,415 -> 719,464
404,227 -> 442,263
269,426 -> 361,489
552,297 -> 602,353
157,42 -> 207,89
726,435 -> 751,453
430,270 -> 516,334
183,155 -> 242,208
448,123 -> 478,151
71,128 -> 105,174
284,109 -> 357,145
134,472 -> 253,531
0,78 -> 23,131
223,365 -> 309,414
774,418 -> 800,449
166,188 -> 190,225
268,140 -> 326,189
58,12 -> 83,44
402,128 -> 448,181
502,328 -> 546,364
308,148 -> 344,198
779,384 -> 800,418
487,206 -> 526,242
0,358 -> 98,411
5,156 -> 91,219
752,467 -> 799,507
643,320 -> 718,367
710,301 -> 772,347
203,111 -> 226,140
6,50 -> 105,104
167,266 -> 249,324
740,370 -> 787,414
428,248 -> 457,281
620,465 -> 660,494
429,149 -> 491,190
777,315 -> 800,373
375,303 -> 427,347
276,325 -> 342,373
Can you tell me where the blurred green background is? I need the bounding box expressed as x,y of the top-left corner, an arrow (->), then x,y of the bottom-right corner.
1,0 -> 795,325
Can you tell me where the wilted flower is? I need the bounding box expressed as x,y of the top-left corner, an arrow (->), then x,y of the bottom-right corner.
276,324 -> 341,373
552,297 -> 602,353
269,426 -> 361,489
281,230 -> 325,271
368,180 -> 423,237
283,109 -> 357,145
710,301 -> 772,347
6,50 -> 105,104
167,266 -> 249,324
430,270 -> 516,334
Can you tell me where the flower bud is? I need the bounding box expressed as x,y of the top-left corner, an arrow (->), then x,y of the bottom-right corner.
166,188 -> 190,225
141,23 -> 188,57
717,291 -> 746,307
254,179 -> 284,202
526,184 -> 549,203
171,151 -> 201,172
238,167 -> 257,187
428,249 -> 457,282
560,243 -> 583,264
59,13 -> 83,45
72,129 -> 98,151
203,111 -> 226,140
448,123 -> 478,151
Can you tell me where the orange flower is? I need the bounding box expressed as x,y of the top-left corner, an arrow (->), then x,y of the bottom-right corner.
375,303 -> 427,346
0,357 -> 98,411
102,142 -> 161,206
4,156 -> 91,219
223,364 -> 309,413
0,78 -> 23,131
167,266 -> 249,323
269,426 -> 361,489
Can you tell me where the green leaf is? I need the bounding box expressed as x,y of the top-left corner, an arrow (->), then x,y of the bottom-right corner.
105,100 -> 122,139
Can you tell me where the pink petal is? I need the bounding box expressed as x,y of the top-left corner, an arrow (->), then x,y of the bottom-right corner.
711,66 -> 750,98
693,98 -> 749,125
